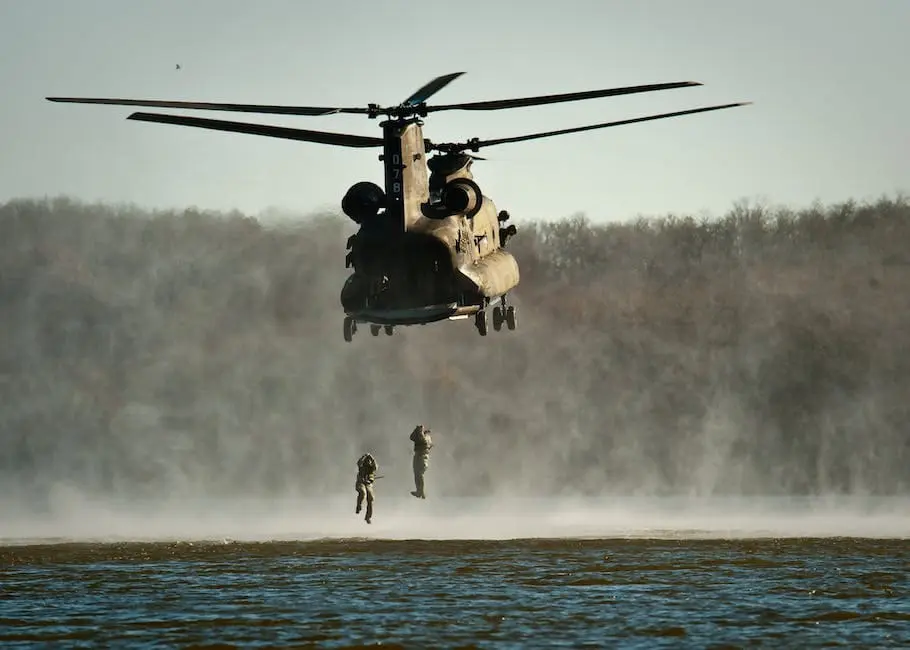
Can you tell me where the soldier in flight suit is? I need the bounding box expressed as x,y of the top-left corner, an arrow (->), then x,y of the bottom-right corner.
355,453 -> 378,524
409,425 -> 433,499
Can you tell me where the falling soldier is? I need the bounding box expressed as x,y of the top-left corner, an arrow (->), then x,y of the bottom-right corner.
355,453 -> 378,524
409,424 -> 433,499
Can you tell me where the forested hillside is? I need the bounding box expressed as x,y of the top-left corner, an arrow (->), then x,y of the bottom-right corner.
2,195 -> 908,502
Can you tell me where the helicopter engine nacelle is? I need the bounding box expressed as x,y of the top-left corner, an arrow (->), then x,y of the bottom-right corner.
442,178 -> 483,218
342,181 -> 386,224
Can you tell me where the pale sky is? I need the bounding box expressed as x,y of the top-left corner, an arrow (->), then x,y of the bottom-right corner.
1,0 -> 907,224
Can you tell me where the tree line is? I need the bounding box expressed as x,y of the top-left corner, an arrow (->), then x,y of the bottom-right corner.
1,194 -> 908,502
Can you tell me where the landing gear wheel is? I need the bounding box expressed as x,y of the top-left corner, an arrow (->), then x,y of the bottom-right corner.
492,306 -> 503,331
384,326 -> 394,336
343,317 -> 356,342
505,305 -> 517,330
370,324 -> 381,336
474,310 -> 488,336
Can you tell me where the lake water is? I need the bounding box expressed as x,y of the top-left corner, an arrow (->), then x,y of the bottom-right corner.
2,496 -> 909,647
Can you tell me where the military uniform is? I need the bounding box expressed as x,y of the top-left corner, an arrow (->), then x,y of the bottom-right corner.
355,453 -> 377,523
409,425 -> 433,499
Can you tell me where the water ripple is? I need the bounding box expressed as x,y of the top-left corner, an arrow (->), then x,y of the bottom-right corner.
1,538 -> 909,647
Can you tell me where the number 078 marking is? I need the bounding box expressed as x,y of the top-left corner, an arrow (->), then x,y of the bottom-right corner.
391,153 -> 402,197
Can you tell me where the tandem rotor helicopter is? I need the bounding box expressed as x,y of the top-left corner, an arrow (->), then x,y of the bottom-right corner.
47,73 -> 749,341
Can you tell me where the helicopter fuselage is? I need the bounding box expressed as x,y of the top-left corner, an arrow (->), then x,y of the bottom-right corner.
339,117 -> 519,337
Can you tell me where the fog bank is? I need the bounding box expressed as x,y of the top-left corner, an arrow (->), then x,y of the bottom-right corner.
2,195 -> 909,511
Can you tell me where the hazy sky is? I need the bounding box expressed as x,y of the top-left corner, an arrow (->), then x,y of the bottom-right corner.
2,0 -> 907,223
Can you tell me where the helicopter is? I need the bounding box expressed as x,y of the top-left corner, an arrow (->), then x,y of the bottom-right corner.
46,73 -> 749,341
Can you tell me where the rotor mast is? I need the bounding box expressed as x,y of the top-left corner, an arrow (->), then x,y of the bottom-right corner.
366,74 -> 463,232
379,118 -> 429,232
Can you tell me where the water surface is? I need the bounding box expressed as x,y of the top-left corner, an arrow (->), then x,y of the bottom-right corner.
2,496 -> 908,647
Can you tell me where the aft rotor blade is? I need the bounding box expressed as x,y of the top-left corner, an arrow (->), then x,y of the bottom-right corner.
127,112 -> 384,148
425,81 -> 702,113
446,102 -> 751,151
402,72 -> 465,106
47,96 -> 368,116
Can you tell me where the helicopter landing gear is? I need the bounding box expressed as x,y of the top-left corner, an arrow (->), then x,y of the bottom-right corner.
358,323 -> 394,339
343,317 -> 357,342
491,297 -> 517,332
474,309 -> 488,336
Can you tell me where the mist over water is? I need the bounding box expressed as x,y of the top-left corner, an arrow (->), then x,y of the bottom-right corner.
4,495 -> 910,544
2,195 -> 910,542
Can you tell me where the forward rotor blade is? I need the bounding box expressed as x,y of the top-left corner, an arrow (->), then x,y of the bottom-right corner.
47,96 -> 368,116
402,72 -> 465,106
127,112 -> 384,148
425,80 -> 702,113
438,102 -> 751,152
